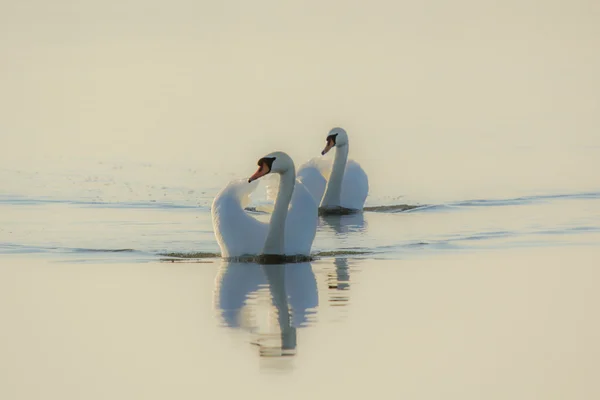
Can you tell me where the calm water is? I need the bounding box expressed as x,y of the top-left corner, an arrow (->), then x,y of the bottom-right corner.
2,159 -> 600,399
2,160 -> 600,259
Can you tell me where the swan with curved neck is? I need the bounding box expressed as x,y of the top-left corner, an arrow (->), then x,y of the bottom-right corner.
211,150 -> 318,260
311,127 -> 368,214
320,127 -> 350,210
248,152 -> 296,255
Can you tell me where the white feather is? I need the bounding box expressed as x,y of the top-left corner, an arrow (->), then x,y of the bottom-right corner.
211,177 -> 318,257
294,158 -> 369,210
340,159 -> 369,210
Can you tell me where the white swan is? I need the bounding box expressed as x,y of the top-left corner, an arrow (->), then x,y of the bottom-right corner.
211,151 -> 318,259
298,127 -> 369,214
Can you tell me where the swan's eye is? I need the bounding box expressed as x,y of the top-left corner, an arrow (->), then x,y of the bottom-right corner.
326,133 -> 338,145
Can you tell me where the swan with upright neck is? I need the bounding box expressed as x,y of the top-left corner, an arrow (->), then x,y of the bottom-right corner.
211,151 -> 318,260
296,127 -> 369,215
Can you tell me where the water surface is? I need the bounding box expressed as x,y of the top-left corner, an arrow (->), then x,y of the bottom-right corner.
2,1 -> 600,397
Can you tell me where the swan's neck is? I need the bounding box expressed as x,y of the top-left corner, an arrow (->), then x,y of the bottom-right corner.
263,168 -> 295,255
321,144 -> 348,208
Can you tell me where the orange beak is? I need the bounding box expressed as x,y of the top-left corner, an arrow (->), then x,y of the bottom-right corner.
248,163 -> 270,183
321,138 -> 335,155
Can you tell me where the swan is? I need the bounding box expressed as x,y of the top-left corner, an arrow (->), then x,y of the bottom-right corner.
297,127 -> 369,215
211,151 -> 318,260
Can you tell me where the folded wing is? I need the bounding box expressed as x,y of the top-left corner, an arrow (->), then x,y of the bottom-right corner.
211,179 -> 267,257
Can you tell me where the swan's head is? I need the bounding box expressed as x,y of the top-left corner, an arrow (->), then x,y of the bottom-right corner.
248,151 -> 294,183
321,127 -> 348,155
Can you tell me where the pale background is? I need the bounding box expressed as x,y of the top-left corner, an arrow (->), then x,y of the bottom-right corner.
1,1 -> 599,203
1,2 -> 600,399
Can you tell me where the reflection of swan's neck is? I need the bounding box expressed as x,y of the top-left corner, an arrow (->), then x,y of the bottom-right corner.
263,167 -> 295,255
321,144 -> 348,207
262,265 -> 296,351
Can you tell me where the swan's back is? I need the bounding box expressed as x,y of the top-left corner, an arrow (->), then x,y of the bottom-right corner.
341,160 -> 369,210
297,158 -> 329,203
211,179 -> 267,258
297,158 -> 369,210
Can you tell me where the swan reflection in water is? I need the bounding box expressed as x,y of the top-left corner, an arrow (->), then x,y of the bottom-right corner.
316,214 -> 362,311
328,257 -> 350,293
213,261 -> 318,356
319,211 -> 366,235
